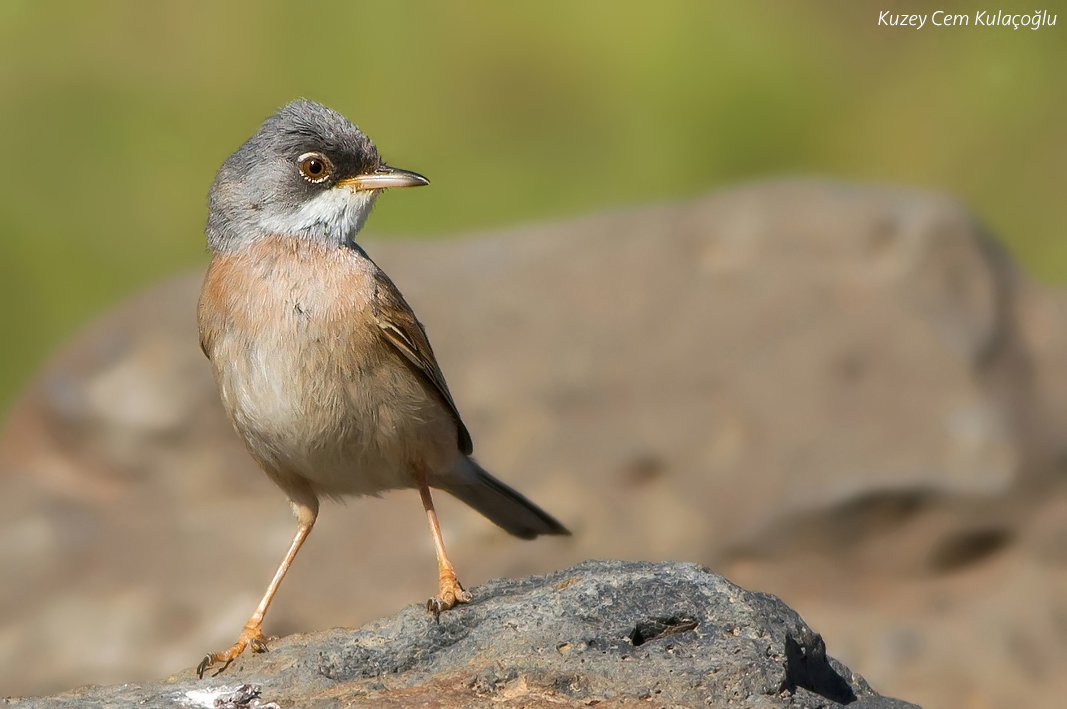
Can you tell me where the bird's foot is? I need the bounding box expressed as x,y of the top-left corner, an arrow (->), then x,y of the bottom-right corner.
196,620 -> 269,679
426,572 -> 472,620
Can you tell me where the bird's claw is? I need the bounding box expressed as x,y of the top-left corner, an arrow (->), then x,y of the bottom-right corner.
197,653 -> 234,679
426,581 -> 472,621
196,622 -> 268,679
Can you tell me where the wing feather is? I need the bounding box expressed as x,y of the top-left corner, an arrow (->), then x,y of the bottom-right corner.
370,269 -> 474,455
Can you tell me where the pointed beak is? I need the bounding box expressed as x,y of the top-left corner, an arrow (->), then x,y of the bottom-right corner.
336,165 -> 429,191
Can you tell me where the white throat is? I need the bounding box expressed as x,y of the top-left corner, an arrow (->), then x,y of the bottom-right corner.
260,187 -> 380,245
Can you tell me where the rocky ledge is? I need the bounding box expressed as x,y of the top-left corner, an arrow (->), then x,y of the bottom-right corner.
4,560 -> 918,708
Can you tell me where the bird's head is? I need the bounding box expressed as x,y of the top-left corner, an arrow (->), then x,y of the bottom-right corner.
206,99 -> 428,252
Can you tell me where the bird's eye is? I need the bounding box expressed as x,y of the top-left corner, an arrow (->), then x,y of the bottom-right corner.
298,153 -> 332,183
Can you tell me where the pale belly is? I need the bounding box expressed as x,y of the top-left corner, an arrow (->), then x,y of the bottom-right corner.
210,322 -> 459,498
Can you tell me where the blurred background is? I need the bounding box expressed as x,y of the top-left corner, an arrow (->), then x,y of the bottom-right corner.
0,1 -> 1065,708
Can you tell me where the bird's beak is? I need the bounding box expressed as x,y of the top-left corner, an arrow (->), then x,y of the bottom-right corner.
336,165 -> 429,191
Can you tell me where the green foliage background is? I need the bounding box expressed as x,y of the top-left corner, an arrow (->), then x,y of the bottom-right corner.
0,0 -> 1064,409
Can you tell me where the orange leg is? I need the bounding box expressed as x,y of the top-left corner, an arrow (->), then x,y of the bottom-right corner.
416,469 -> 472,617
197,499 -> 318,678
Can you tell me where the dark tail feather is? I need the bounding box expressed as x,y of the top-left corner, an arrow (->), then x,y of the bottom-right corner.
442,457 -> 570,539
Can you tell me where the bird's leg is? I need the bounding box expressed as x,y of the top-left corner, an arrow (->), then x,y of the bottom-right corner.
197,498 -> 318,678
415,468 -> 472,617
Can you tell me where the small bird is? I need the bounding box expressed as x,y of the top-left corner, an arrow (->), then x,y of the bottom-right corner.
195,99 -> 569,677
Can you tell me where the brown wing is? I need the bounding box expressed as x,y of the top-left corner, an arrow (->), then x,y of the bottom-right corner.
370,268 -> 474,456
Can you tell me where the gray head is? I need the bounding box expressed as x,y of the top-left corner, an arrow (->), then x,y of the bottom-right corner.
205,99 -> 428,252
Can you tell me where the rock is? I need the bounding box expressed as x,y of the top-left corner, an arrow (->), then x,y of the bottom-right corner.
2,180 -> 1066,706
1,560 -> 920,708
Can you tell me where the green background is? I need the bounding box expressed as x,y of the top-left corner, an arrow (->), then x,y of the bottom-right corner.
0,0 -> 1064,409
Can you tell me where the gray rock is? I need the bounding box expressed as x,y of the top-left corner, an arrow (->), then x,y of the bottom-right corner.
2,560 -> 918,708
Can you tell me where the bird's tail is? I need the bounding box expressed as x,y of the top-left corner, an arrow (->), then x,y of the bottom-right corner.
441,457 -> 570,539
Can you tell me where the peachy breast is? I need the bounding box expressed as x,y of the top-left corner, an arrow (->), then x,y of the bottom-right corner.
199,238 -> 378,439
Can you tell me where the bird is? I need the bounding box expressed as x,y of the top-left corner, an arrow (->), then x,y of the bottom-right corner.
195,99 -> 569,677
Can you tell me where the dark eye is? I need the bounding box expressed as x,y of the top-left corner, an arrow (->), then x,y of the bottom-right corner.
298,153 -> 332,183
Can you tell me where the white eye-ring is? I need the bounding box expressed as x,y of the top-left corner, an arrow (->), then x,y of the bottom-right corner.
298,152 -> 333,183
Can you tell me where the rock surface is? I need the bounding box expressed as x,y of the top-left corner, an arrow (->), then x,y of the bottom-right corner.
3,561 -> 919,708
2,180 -> 1067,708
